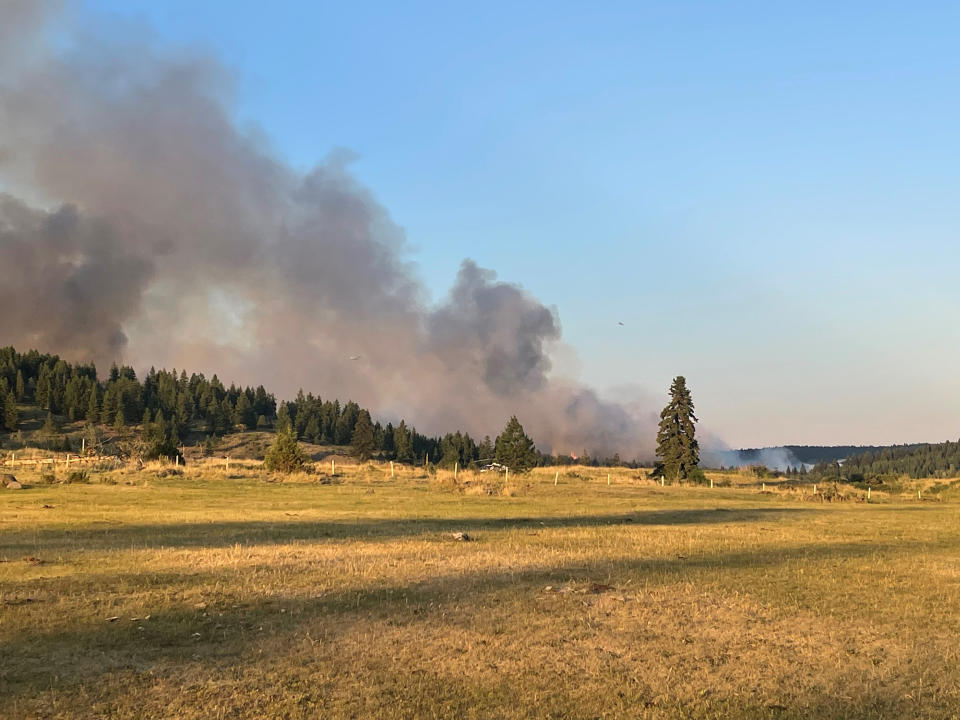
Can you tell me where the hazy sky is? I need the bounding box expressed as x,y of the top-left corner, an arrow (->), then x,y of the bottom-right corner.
71,1 -> 960,447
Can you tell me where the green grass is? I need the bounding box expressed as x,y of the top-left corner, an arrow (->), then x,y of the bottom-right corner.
2,465 -> 959,718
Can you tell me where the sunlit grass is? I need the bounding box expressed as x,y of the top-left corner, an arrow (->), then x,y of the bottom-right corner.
2,462 -> 959,718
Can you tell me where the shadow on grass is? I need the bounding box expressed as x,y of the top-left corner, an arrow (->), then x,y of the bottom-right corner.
0,507 -> 813,554
2,533 -> 950,706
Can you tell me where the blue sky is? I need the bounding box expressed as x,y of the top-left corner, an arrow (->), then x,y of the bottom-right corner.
78,1 -> 960,447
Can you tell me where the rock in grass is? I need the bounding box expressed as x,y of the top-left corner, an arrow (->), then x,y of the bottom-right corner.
2,474 -> 20,489
452,532 -> 471,541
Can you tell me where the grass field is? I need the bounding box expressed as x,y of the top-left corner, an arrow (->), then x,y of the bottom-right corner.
2,463 -> 959,719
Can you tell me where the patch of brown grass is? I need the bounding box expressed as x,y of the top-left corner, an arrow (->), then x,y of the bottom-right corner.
1,470 -> 959,718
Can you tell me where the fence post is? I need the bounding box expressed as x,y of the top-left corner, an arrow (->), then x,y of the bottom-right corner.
391,461 -> 395,478
332,459 -> 336,476
555,470 -> 559,486
454,462 -> 458,480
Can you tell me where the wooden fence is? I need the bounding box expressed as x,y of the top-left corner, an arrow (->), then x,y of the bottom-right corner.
1,454 -> 111,468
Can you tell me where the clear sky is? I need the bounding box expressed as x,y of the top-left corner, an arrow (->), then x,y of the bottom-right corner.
77,1 -> 960,447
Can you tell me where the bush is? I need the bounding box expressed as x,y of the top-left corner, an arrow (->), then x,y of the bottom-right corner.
687,467 -> 709,486
202,435 -> 219,457
64,470 -> 90,484
264,429 -> 306,473
144,438 -> 184,465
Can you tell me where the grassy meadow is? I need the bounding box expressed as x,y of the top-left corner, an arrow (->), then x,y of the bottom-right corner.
2,460 -> 960,719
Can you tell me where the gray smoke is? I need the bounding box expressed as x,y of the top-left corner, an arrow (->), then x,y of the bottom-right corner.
701,444 -> 807,473
0,3 -> 655,458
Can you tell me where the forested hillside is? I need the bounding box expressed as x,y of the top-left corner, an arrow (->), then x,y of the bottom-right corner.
807,441 -> 960,481
0,346 -> 597,468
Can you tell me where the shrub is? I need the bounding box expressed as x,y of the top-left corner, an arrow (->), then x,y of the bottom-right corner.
64,470 -> 90,484
144,438 -> 184,465
264,429 -> 306,473
687,467 -> 709,486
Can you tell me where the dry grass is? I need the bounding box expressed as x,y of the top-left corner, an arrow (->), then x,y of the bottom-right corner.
2,462 -> 959,719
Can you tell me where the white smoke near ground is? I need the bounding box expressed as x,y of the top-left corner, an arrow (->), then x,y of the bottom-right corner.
701,441 -> 807,473
0,2 -> 656,459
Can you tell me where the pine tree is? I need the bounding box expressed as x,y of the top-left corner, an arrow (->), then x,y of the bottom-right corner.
264,427 -> 306,473
478,435 -> 494,462
494,416 -> 538,472
336,402 -> 359,445
114,406 -> 126,432
175,391 -> 193,427
381,422 -> 395,456
654,376 -> 700,482
15,370 -> 24,401
234,392 -> 255,430
276,402 -> 292,434
36,365 -> 51,409
65,376 -> 82,421
4,391 -> 17,432
393,420 -> 414,463
351,409 -> 376,460
304,414 -> 321,444
41,411 -> 58,443
87,384 -> 100,423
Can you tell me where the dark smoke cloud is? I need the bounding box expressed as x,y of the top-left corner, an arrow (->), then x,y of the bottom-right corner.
427,261 -> 561,396
0,4 -> 655,458
0,195 -> 152,358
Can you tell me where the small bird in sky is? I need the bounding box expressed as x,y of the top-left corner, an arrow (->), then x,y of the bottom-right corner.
617,321 -> 625,326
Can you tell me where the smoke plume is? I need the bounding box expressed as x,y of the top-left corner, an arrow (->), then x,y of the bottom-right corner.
0,3 -> 655,458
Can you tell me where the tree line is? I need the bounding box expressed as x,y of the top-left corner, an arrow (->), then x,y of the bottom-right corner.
0,346 -> 561,470
799,441 -> 960,483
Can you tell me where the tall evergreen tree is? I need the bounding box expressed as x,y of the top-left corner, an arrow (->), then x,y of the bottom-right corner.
494,416 -> 538,472
234,392 -> 255,430
654,376 -> 700,482
36,365 -> 51,409
304,413 -> 321,444
276,402 -> 292,434
381,422 -> 395,456
15,370 -> 25,401
175,390 -> 193,427
351,409 -> 376,460
5,391 -> 20,432
393,420 -> 414,463
478,435 -> 494,462
87,384 -> 100,424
